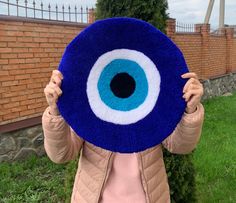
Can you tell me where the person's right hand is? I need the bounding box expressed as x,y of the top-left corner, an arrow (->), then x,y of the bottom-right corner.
44,70 -> 63,116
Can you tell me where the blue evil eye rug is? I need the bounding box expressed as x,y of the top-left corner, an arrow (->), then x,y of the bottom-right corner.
57,17 -> 189,153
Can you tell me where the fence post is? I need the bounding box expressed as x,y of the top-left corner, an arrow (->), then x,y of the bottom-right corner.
225,27 -> 234,73
196,24 -> 210,79
88,8 -> 95,24
194,24 -> 201,33
166,18 -> 176,39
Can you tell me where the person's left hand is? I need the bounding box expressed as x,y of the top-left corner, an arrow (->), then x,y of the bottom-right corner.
181,72 -> 204,114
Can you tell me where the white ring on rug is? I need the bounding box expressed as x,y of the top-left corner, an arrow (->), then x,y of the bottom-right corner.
86,49 -> 161,125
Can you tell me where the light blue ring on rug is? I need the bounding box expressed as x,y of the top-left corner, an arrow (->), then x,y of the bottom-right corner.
97,59 -> 148,111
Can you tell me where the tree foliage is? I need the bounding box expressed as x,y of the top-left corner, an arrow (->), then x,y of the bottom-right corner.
163,149 -> 197,203
96,0 -> 168,32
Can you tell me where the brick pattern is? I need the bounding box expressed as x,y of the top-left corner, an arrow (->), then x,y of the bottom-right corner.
0,19 -> 86,124
166,19 -> 236,79
206,37 -> 227,77
174,34 -> 202,77
233,39 -> 236,71
1,18 -> 236,125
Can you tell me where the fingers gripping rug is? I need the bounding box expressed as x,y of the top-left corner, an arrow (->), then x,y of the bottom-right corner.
57,17 -> 189,153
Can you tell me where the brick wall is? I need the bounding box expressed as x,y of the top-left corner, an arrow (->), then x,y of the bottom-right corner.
174,34 -> 202,77
1,17 -> 236,128
207,37 -> 227,77
233,39 -> 236,71
0,16 -> 87,126
167,19 -> 236,79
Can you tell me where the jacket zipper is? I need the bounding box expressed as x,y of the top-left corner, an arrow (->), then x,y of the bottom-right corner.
137,153 -> 151,203
96,152 -> 113,203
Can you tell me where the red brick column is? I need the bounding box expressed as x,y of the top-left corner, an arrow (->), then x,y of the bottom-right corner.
194,24 -> 202,33
88,8 -> 95,24
225,27 -> 234,73
166,18 -> 176,39
196,24 -> 210,79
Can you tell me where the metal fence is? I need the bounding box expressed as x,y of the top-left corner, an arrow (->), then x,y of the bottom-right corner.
210,27 -> 229,36
0,0 -> 95,23
176,21 -> 195,33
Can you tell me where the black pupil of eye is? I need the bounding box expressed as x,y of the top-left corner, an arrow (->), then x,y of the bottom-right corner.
110,73 -> 136,98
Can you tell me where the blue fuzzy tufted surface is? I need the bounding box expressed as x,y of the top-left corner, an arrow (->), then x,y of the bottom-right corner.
57,17 -> 189,153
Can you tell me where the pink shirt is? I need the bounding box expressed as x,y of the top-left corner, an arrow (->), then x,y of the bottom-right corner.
99,153 -> 147,203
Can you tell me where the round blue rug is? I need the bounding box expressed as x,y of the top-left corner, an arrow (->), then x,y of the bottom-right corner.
57,17 -> 189,153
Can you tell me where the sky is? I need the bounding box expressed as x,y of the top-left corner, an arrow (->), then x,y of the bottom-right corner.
168,0 -> 236,27
0,0 -> 236,27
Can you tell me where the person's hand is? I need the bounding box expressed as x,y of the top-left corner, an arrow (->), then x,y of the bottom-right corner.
44,70 -> 63,116
181,72 -> 203,114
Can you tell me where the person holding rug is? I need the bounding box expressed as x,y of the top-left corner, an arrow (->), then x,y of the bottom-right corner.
42,69 -> 204,203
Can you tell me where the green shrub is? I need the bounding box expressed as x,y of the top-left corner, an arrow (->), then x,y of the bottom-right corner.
96,0 -> 168,32
74,1 -> 197,202
163,149 -> 196,203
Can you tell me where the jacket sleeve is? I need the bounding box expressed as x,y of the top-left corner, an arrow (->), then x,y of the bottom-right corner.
162,103 -> 204,154
42,106 -> 84,164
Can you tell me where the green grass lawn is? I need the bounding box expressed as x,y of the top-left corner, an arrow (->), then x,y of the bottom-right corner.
0,92 -> 235,203
193,92 -> 236,202
0,155 -> 78,203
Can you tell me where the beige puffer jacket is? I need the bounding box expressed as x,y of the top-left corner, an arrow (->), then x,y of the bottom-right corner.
42,103 -> 204,203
